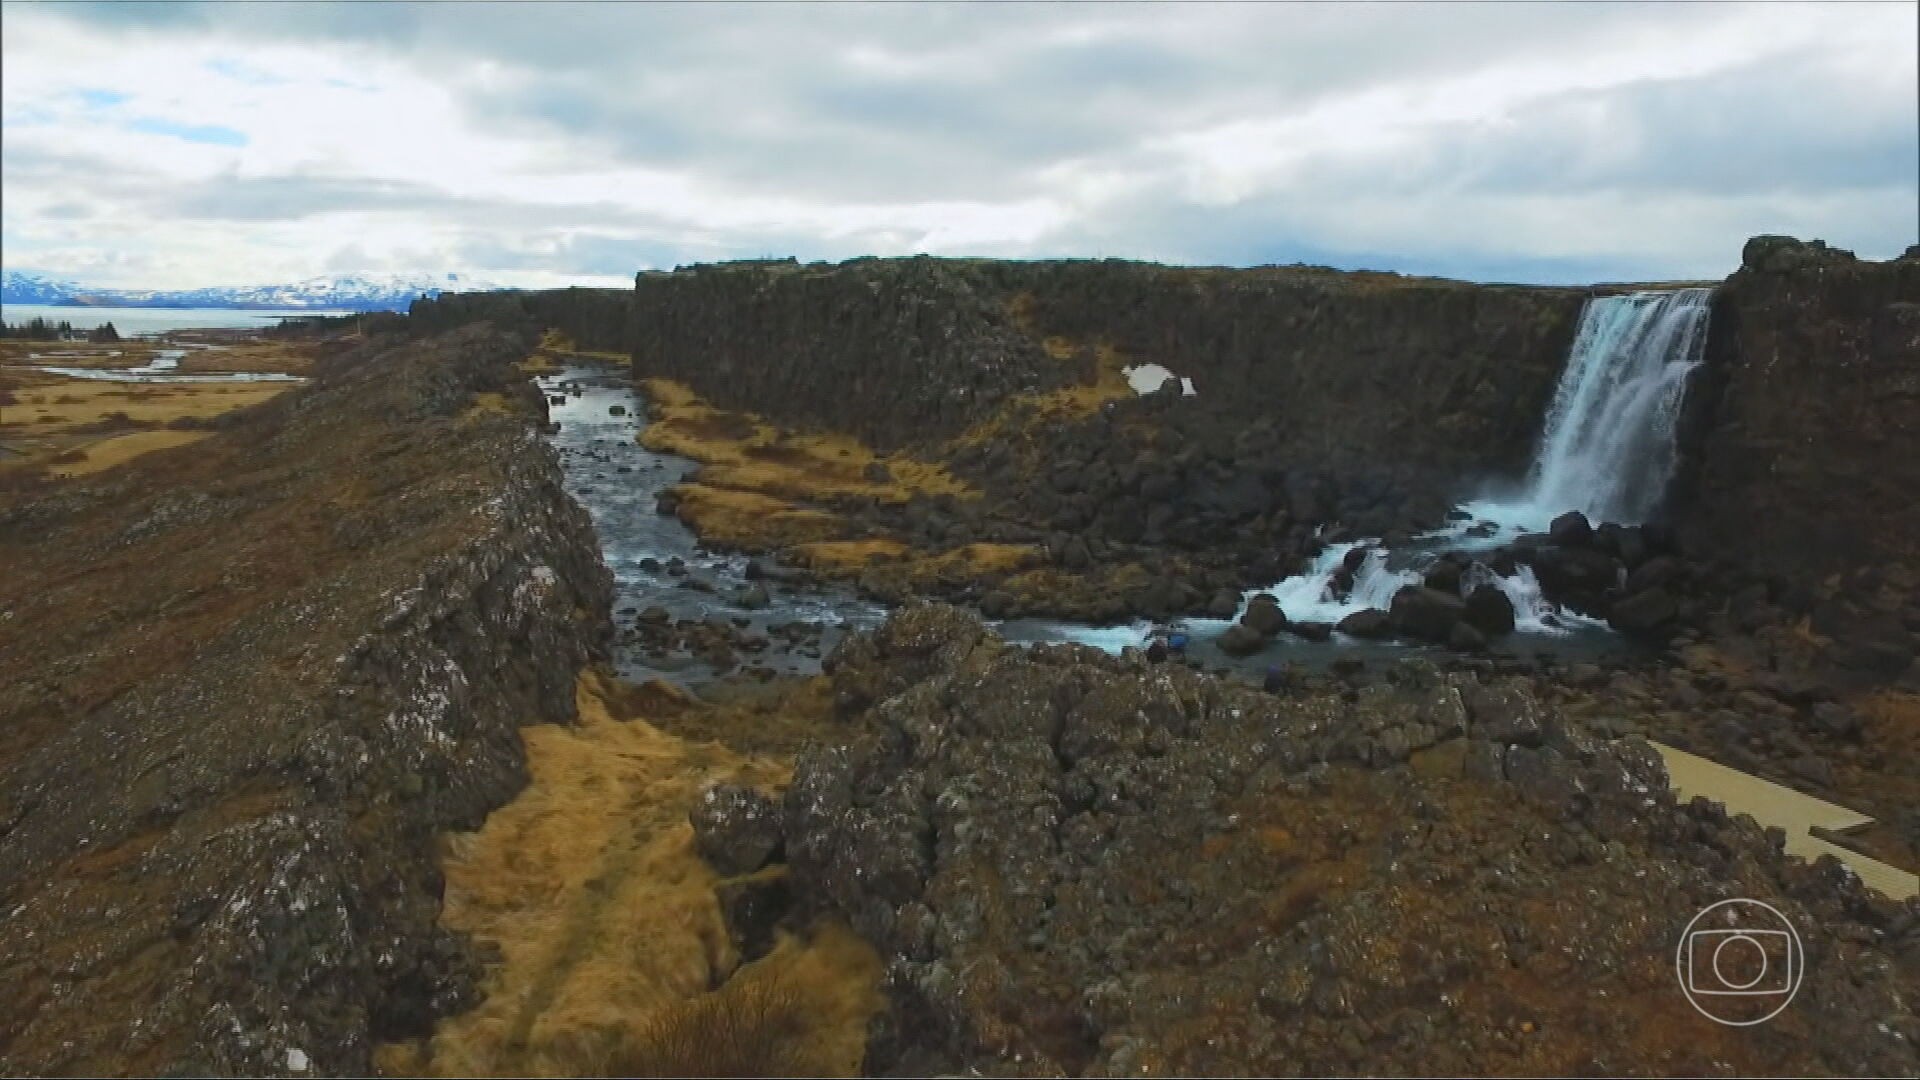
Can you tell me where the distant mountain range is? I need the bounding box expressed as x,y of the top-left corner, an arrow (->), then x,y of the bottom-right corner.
1,271 -> 499,312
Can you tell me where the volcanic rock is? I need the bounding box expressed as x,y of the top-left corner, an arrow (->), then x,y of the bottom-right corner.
1240,593 -> 1288,636
1462,585 -> 1516,637
690,783 -> 785,876
1389,585 -> 1467,642
1336,608 -> 1393,639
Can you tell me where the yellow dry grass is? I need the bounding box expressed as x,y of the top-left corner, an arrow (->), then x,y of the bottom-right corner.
521,330 -> 629,375
637,377 -> 975,505
173,342 -> 314,375
52,430 -> 211,477
603,924 -> 882,1077
462,392 -> 517,421
377,671 -> 883,1078
4,376 -> 286,428
789,538 -> 914,572
0,338 -> 315,376
634,376 -> 992,558
791,539 -> 1042,595
941,541 -> 1043,575
666,483 -> 848,551
0,373 -> 291,479
949,340 -> 1133,450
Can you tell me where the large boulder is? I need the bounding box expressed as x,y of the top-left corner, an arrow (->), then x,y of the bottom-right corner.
1336,608 -> 1393,639
1292,620 -> 1334,642
1527,545 -> 1620,610
1206,587 -> 1241,618
1463,585 -> 1516,637
690,783 -> 785,876
1548,511 -> 1593,547
1613,525 -> 1650,569
1389,586 -> 1466,642
1240,593 -> 1289,636
1216,622 -> 1268,657
1623,555 -> 1682,596
775,608 -> 1920,1078
1447,621 -> 1489,652
1422,558 -> 1464,595
1608,586 -> 1678,637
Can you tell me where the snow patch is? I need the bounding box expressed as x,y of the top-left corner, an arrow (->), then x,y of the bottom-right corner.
1123,363 -> 1196,396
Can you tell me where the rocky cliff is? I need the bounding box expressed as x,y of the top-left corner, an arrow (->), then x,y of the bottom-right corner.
408,287 -> 631,352
629,258 -> 1077,454
984,260 -> 1588,475
1673,237 -> 1920,673
628,257 -> 1587,477
0,325 -> 612,1075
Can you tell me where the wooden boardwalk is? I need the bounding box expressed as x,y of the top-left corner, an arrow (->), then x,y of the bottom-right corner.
1652,742 -> 1918,901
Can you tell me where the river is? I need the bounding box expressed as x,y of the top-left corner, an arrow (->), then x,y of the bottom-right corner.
538,364 -> 1633,687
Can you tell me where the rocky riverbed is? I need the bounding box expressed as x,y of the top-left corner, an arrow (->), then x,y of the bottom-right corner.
536,366 -> 886,685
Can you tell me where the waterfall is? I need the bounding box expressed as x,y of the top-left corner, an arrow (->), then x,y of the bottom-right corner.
1523,288 -> 1712,524
1224,287 -> 1711,644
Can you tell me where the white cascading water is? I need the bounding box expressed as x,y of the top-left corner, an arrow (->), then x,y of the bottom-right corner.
1264,542 -> 1412,624
1525,287 -> 1712,523
1464,287 -> 1712,533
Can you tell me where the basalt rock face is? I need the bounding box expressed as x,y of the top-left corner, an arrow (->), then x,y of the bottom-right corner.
0,325 -> 612,1075
629,257 -> 1587,473
408,287 -> 632,352
630,258 -> 1077,453
980,260 -> 1589,476
780,606 -> 1918,1076
1676,238 -> 1920,608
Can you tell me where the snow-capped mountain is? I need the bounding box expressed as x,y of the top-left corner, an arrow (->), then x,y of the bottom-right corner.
1,271 -> 498,312
0,270 -> 84,305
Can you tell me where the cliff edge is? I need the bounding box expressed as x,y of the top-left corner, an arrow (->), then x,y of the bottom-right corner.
0,325 -> 613,1075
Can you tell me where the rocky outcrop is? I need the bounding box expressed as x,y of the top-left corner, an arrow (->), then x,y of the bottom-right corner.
1675,237 -> 1920,627
771,607 -> 1918,1076
0,325 -> 612,1075
629,258 -> 1077,453
628,256 -> 1586,472
978,259 -> 1589,476
408,287 -> 632,352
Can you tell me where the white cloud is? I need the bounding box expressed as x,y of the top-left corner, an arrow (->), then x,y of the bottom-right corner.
1,0 -> 1912,288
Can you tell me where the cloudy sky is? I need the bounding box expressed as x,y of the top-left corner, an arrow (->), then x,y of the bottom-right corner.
2,1 -> 1914,289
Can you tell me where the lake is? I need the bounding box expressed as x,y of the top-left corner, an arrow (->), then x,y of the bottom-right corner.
1,303 -> 360,337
